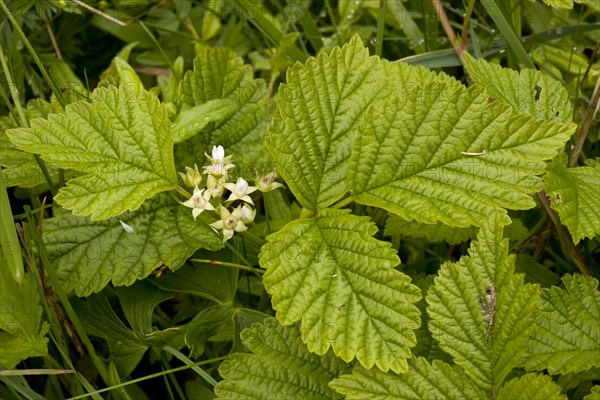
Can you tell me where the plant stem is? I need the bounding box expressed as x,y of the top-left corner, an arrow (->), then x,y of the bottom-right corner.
432,0 -> 468,69
189,258 -> 265,274
331,195 -> 355,209
570,75 -> 600,166
375,0 -> 387,57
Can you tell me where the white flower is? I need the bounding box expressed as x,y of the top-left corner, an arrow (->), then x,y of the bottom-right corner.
179,164 -> 202,188
206,174 -> 226,198
224,177 -> 257,204
203,145 -> 234,178
182,186 -> 215,219
240,204 -> 256,224
210,205 -> 248,242
255,170 -> 284,192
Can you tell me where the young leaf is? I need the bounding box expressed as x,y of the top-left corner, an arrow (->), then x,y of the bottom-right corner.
348,84 -> 574,227
260,208 -> 421,373
267,35 -> 387,210
43,195 -> 223,296
0,270 -> 48,369
427,213 -> 540,392
544,162 -> 600,243
497,373 -> 566,400
330,358 -> 486,400
6,84 -> 177,220
464,52 -> 573,122
525,274 -> 600,375
215,318 -> 349,399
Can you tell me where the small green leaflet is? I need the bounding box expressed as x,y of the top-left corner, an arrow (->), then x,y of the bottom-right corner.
43,195 -> 223,296
6,82 -> 177,220
464,52 -> 573,123
215,318 -> 349,399
427,213 -> 540,392
260,208 -> 421,373
496,373 -> 566,400
525,274 -> 600,375
544,161 -> 600,243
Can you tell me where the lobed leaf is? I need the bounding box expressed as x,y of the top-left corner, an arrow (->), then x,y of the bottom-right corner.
427,213 -> 540,391
215,318 -> 349,399
6,84 -> 177,220
260,208 -> 421,373
525,274 -> 600,374
43,194 -> 223,296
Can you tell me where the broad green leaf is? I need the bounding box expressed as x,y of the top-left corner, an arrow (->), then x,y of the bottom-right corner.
43,195 -> 223,296
0,270 -> 48,368
586,386 -> 600,400
185,303 -> 236,357
537,0 -> 573,9
464,52 -> 573,122
178,46 -> 270,166
117,281 -> 173,337
497,373 -> 566,400
525,274 -> 600,374
427,213 -> 540,391
348,78 -> 574,227
330,358 -> 486,400
544,162 -> 600,243
6,84 -> 177,220
215,318 -> 349,399
267,35 -> 387,210
260,208 -> 421,373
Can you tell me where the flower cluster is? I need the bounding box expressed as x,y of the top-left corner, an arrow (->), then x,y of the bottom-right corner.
180,145 -> 282,242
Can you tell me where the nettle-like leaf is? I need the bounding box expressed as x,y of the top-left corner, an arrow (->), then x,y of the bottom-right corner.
43,194 -> 223,296
464,52 -> 573,122
496,373 -> 566,400
525,274 -> 600,374
7,83 -> 177,220
330,358 -> 487,400
427,212 -> 540,392
215,318 -> 349,399
0,269 -> 49,369
544,161 -> 600,243
260,208 -> 421,373
348,83 -> 574,227
385,214 -> 476,244
177,46 -> 271,166
267,35 -> 388,210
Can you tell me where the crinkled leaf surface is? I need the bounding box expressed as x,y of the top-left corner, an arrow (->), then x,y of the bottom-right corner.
525,274 -> 600,374
215,318 -> 349,400
465,52 -> 573,122
260,208 -> 421,373
267,35 -> 387,210
347,77 -> 574,227
6,84 -> 177,220
427,213 -> 540,392
43,194 -> 223,296
497,373 -> 566,400
330,358 -> 486,400
177,46 -> 270,166
544,162 -> 600,243
0,269 -> 48,368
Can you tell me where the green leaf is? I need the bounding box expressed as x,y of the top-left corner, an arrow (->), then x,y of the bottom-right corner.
260,209 -> 421,373
427,213 -> 540,391
43,194 -> 223,296
185,303 -> 236,357
6,84 -> 177,220
464,52 -> 573,122
544,162 -> 600,243
267,35 -> 387,210
585,386 -> 600,400
525,274 -> 600,375
385,214 -> 476,244
215,318 -> 349,399
178,46 -> 270,166
538,0 -> 574,9
0,270 -> 48,368
117,280 -> 173,337
330,358 -> 486,400
497,373 -> 566,400
348,79 -> 574,227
